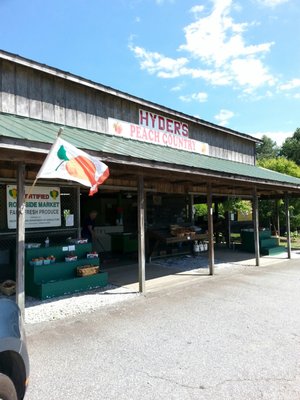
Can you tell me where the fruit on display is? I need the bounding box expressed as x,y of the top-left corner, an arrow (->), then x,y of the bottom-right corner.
87,251 -> 98,259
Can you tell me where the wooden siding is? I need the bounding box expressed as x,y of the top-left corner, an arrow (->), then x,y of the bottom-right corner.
0,59 -> 255,165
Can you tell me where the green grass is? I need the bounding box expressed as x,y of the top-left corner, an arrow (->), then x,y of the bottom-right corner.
278,236 -> 300,250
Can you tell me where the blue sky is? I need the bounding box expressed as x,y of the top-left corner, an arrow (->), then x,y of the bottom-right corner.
0,0 -> 299,145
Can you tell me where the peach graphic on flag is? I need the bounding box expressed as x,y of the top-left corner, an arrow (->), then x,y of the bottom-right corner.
37,137 -> 109,196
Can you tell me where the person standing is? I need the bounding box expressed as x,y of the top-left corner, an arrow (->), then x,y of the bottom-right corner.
81,210 -> 98,243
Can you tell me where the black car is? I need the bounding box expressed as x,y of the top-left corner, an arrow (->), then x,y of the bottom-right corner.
0,299 -> 29,400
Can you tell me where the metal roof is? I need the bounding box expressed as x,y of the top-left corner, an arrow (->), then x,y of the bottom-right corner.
0,49 -> 259,143
0,112 -> 299,189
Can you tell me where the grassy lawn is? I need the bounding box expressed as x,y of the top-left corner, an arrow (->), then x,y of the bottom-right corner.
280,235 -> 300,250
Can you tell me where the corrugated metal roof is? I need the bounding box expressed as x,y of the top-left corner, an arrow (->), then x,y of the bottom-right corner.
0,112 -> 299,188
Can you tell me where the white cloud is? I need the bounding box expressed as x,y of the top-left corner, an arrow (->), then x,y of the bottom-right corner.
251,131 -> 293,145
171,83 -> 184,91
179,92 -> 208,103
230,58 -> 276,90
257,0 -> 289,7
279,79 -> 300,91
129,45 -> 188,78
190,5 -> 205,14
180,0 -> 273,68
129,0 -> 276,94
135,16 -> 141,23
214,109 -> 234,126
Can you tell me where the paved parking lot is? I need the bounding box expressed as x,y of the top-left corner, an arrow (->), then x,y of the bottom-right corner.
26,257 -> 300,399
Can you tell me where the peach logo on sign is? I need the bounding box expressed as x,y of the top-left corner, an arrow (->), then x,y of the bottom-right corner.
9,187 -> 17,199
113,122 -> 123,134
50,190 -> 59,200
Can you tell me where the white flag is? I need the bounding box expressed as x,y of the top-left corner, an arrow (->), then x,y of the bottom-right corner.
37,137 -> 109,196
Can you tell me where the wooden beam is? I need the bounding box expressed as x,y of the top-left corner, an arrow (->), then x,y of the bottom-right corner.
138,175 -> 146,293
207,182 -> 214,275
0,148 -> 46,164
253,187 -> 260,266
15,163 -> 26,316
285,193 -> 292,259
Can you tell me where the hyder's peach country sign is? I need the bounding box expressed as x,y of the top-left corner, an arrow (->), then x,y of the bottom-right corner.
7,185 -> 61,229
108,118 -> 209,155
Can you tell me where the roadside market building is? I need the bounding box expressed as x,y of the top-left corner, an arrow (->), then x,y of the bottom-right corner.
0,49 -> 300,307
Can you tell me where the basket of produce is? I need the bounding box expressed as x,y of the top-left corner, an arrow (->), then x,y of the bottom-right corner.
171,227 -> 196,238
0,280 -> 16,296
170,225 -> 179,234
46,255 -> 56,264
77,265 -> 99,277
67,238 -> 88,245
65,254 -> 78,262
30,258 -> 44,266
86,252 -> 99,259
25,243 -> 41,249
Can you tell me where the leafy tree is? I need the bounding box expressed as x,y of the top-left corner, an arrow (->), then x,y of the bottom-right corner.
194,203 -> 207,217
256,135 -> 279,160
194,200 -> 251,220
258,157 -> 300,178
281,128 -> 300,164
222,198 -> 252,214
258,157 -> 300,231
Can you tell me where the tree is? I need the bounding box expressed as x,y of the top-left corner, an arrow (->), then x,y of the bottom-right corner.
194,203 -> 208,218
256,135 -> 279,160
281,128 -> 300,165
257,157 -> 300,231
258,157 -> 300,178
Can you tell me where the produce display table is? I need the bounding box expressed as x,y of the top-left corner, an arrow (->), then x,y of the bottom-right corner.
25,243 -> 108,300
147,229 -> 208,259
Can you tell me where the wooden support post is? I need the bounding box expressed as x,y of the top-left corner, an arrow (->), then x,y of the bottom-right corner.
16,163 -> 26,316
285,193 -> 292,259
76,186 -> 81,238
189,194 -> 194,224
207,183 -> 214,275
138,175 -> 146,293
253,187 -> 260,267
227,209 -> 231,249
275,199 -> 280,237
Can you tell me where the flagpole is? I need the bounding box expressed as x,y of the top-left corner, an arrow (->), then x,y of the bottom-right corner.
23,128 -> 64,203
15,127 -> 64,316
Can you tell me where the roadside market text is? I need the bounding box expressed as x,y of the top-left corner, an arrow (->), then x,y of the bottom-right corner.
8,201 -> 59,215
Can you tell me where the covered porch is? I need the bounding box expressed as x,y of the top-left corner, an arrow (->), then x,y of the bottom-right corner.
1,113 -> 300,314
105,246 -> 300,294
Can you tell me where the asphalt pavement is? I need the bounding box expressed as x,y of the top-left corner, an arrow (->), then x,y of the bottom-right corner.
25,258 -> 300,400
